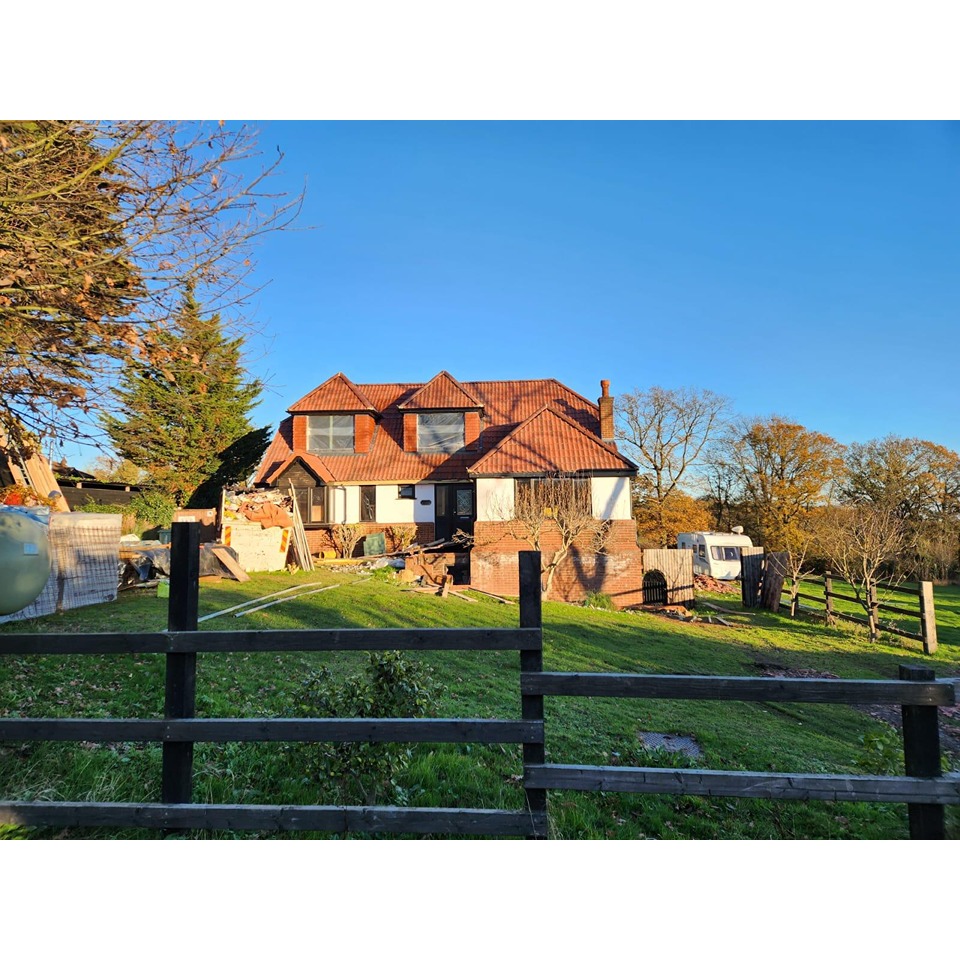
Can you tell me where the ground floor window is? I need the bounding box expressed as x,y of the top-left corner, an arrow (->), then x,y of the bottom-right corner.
515,476 -> 591,516
294,485 -> 330,524
360,485 -> 377,522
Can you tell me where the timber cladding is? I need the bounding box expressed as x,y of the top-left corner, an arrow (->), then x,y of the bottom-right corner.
641,549 -> 694,606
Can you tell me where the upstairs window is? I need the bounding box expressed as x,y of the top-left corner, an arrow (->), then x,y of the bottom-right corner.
417,412 -> 464,453
306,415 -> 354,452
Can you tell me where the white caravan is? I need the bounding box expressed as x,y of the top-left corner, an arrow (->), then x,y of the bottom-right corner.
677,529 -> 753,580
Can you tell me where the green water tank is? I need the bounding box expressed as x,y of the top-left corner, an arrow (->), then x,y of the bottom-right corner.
0,508 -> 52,615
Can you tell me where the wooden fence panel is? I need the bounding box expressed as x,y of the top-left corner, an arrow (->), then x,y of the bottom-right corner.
642,550 -> 694,605
741,547 -> 764,607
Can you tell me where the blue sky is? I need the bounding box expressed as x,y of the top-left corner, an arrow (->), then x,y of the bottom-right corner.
87,121 -> 960,468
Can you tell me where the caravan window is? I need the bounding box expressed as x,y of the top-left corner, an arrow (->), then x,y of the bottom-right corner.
710,546 -> 741,561
697,544 -> 706,559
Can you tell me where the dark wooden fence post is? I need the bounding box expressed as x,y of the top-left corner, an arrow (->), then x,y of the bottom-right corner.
162,521 -> 200,805
519,551 -> 547,839
824,571 -> 834,623
919,582 -> 938,655
899,664 -> 945,840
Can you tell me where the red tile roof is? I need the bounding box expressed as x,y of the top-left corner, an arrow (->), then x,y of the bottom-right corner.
397,370 -> 484,410
287,372 -> 378,413
468,405 -> 635,476
255,376 -> 635,485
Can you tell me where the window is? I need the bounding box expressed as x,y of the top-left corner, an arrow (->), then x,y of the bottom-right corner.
417,412 -> 464,453
398,484 -> 416,499
360,485 -> 376,522
295,486 -> 329,524
515,477 -> 591,516
306,415 -> 354,452
711,545 -> 741,561
697,544 -> 706,559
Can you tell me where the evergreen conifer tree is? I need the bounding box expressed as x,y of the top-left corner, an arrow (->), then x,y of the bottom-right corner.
102,286 -> 268,506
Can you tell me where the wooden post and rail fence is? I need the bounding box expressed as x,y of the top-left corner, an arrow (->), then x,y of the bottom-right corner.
741,549 -> 938,655
0,524 -> 957,838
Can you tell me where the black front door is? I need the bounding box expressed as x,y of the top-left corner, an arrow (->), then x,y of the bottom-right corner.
434,483 -> 475,544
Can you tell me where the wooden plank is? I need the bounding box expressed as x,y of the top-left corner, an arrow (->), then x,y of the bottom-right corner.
519,551 -> 547,839
900,665 -> 945,839
198,582 -> 329,622
210,545 -> 250,583
522,672 -> 956,705
464,588 -> 515,604
235,584 -> 340,616
523,765 -> 960,804
740,547 -> 764,608
919,581 -> 938,655
875,601 -> 921,618
0,717 -> 544,744
760,552 -> 788,611
449,590 -> 478,603
0,626 -> 542,654
0,801 -> 547,836
163,522 -> 199,805
795,591 -> 827,605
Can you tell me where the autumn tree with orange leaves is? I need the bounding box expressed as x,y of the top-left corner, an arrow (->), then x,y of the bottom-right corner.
0,120 -> 301,454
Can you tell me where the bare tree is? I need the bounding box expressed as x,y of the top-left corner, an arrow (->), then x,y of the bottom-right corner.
821,502 -> 914,642
512,474 -> 611,597
1,120 -> 302,452
616,386 -> 729,546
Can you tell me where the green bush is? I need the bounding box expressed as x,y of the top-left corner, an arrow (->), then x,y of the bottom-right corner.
73,498 -> 127,514
128,490 -> 176,528
582,591 -> 616,611
291,652 -> 442,806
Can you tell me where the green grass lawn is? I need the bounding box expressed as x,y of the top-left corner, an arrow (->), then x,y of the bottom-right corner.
1,567 -> 958,840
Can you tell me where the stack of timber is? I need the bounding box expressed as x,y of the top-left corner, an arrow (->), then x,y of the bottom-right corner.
287,484 -> 313,572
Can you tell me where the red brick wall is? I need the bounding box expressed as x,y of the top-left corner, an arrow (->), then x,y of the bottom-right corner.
355,414 -> 375,453
470,518 -> 642,607
464,411 -> 481,451
292,415 -> 307,450
404,414 -> 418,452
305,522 -> 435,557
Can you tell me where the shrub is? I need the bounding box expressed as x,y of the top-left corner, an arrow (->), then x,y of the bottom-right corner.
291,652 -> 441,805
387,524 -> 416,552
331,523 -> 363,559
128,490 -> 176,528
582,591 -> 616,611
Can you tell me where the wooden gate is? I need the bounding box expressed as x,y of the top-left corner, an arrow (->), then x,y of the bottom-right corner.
642,570 -> 667,604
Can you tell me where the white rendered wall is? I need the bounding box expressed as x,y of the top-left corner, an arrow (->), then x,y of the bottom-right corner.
591,476 -> 632,520
374,485 -> 416,524
342,486 -> 361,523
477,478 -> 515,521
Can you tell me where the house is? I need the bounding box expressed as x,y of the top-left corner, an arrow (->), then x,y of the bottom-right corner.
254,371 -> 643,606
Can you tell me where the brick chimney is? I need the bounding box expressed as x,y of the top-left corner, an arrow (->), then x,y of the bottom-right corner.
598,379 -> 614,443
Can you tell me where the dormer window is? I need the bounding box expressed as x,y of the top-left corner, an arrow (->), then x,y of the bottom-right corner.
418,412 -> 464,453
307,415 -> 354,452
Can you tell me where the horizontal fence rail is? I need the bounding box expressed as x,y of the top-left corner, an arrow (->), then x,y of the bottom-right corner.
0,627 -> 542,655
523,672 -> 955,705
524,766 -> 960,805
0,718 -> 544,744
0,801 -> 547,837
